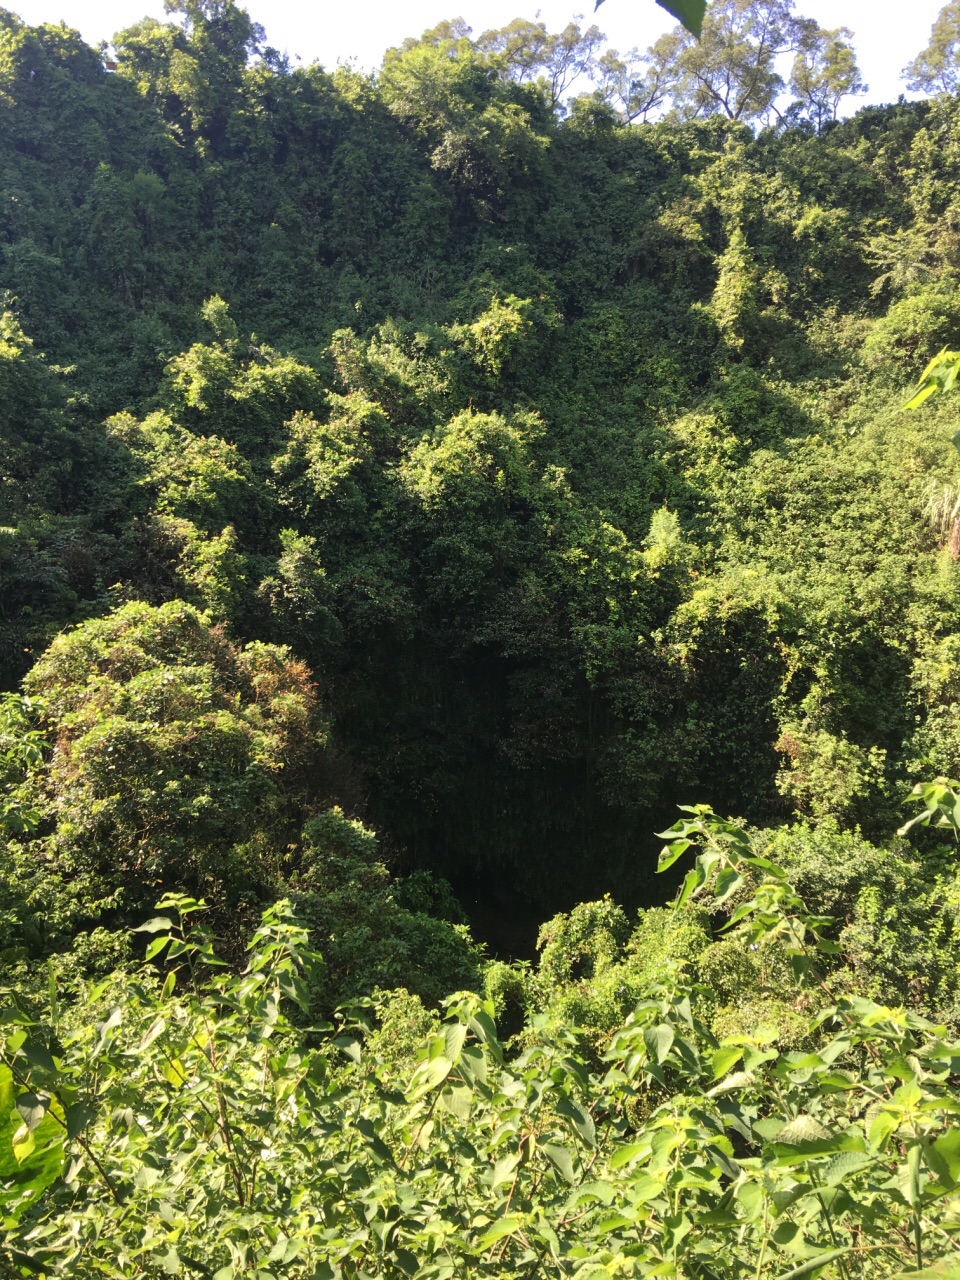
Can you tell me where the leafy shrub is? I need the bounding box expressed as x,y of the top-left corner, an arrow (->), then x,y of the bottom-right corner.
3,809 -> 960,1277
863,286 -> 960,372
19,600 -> 322,946
759,819 -> 960,1020
290,807 -> 482,1011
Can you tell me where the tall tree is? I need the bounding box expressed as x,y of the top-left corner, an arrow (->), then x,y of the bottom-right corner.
477,18 -> 607,112
788,24 -> 867,132
598,32 -> 684,123
903,1 -> 960,95
669,0 -> 807,124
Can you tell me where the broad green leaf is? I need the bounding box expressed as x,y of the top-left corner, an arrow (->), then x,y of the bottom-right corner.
928,1127 -> 960,1187
466,1008 -> 501,1056
64,1102 -> 96,1141
608,1141 -> 647,1169
443,1022 -> 467,1064
772,1221 -> 806,1255
904,382 -> 939,410
332,1034 -> 361,1064
19,1042 -> 56,1074
158,1246 -> 180,1275
144,935 -> 172,961
11,1124 -> 34,1163
775,1116 -> 830,1145
643,1023 -> 674,1065
15,1093 -> 49,1132
477,1215 -> 525,1249
556,1096 -> 596,1149
675,867 -> 700,910
657,839 -> 690,872
138,1017 -> 166,1053
489,1154 -> 519,1188
408,1055 -> 452,1100
439,1083 -> 472,1120
133,916 -> 174,934
711,1046 -> 743,1080
714,868 -> 742,904
869,1109 -> 900,1148
893,1081 -> 923,1108
93,1008 -> 122,1057
539,1140 -> 577,1184
162,1059 -> 187,1087
0,1068 -> 63,1221
595,1212 -> 633,1235
774,1133 -> 865,1164
736,1180 -> 764,1221
355,1116 -> 395,1165
629,1173 -> 665,1204
394,1250 -> 419,1276
458,1044 -> 487,1086
823,1150 -> 871,1186
564,1181 -> 617,1211
708,1070 -> 755,1095
726,900 -> 759,928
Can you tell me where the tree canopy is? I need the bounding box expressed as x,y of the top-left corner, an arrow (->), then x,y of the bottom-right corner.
904,0 -> 960,95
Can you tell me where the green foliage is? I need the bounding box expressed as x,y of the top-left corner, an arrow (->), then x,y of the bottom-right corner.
0,693 -> 43,836
904,2 -> 960,95
775,722 -> 889,826
904,346 -> 960,410
864,290 -> 960,374
6,3 -> 960,903
17,600 -> 322,947
290,807 -> 482,1010
7,33 -> 960,1280
788,26 -> 867,133
3,811 -> 960,1276
655,0 -> 707,38
665,0 -> 832,125
758,820 -> 960,1016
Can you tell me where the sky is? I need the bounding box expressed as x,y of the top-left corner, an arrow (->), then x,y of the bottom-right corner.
6,0 -> 949,111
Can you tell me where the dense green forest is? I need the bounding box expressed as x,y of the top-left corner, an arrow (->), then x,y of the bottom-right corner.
5,0 -> 960,1273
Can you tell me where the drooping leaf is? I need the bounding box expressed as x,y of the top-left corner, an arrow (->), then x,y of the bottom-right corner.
775,1116 -> 831,1145
556,1096 -> 596,1149
822,1150 -> 871,1186
711,1047 -> 743,1080
478,1216 -> 526,1249
655,0 -> 707,38
15,1093 -> 49,1132
0,1069 -> 62,1221
927,1127 -> 960,1188
133,917 -> 175,934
